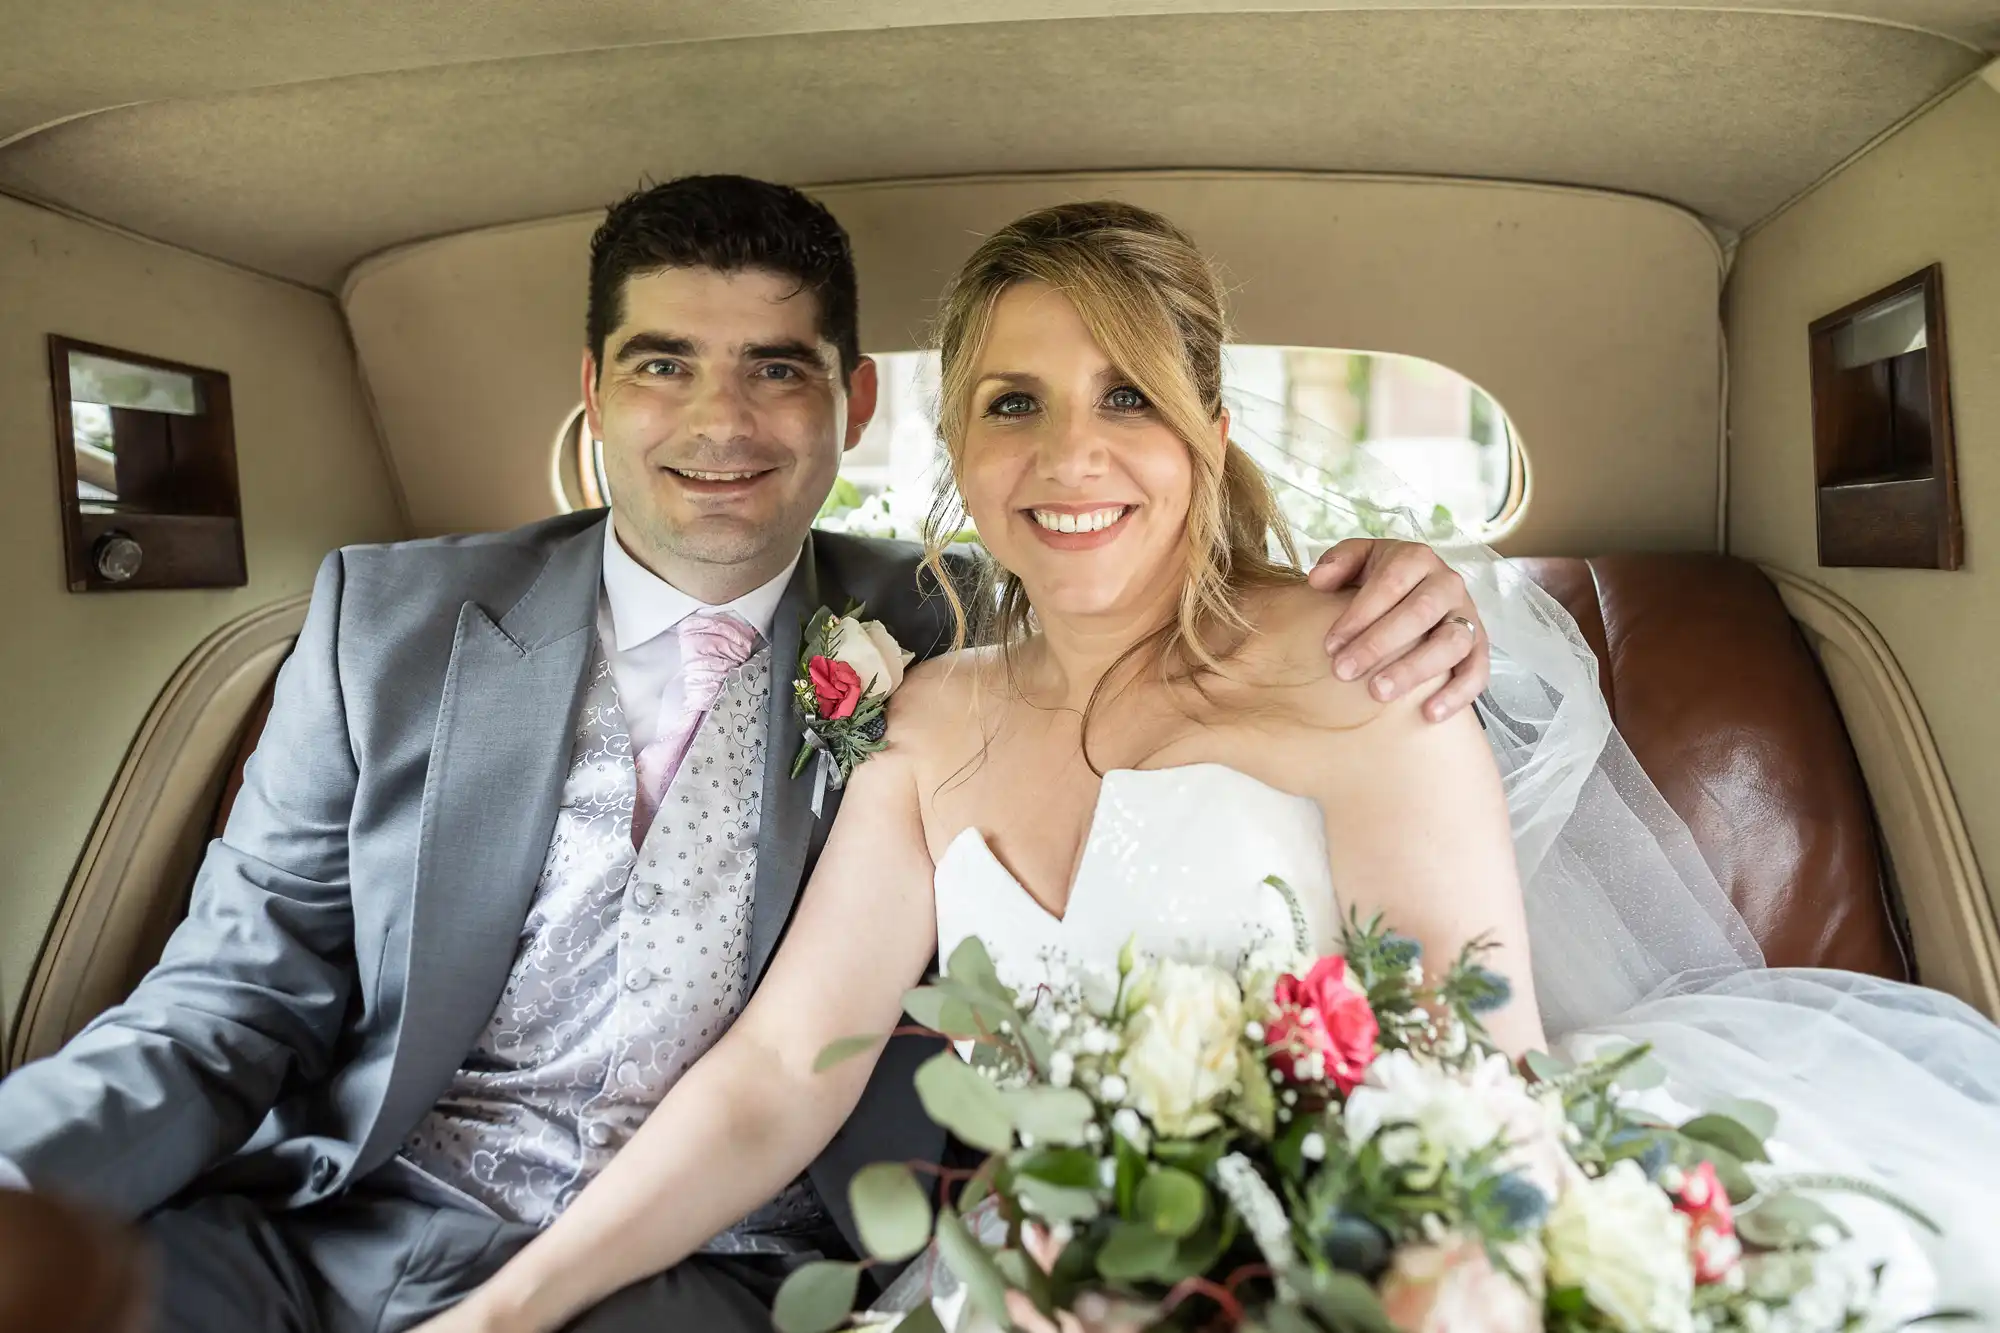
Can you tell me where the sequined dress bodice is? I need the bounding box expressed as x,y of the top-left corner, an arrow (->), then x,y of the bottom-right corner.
932,764 -> 1340,992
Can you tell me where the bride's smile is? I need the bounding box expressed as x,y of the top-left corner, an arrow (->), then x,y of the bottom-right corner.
957,281 -> 1203,623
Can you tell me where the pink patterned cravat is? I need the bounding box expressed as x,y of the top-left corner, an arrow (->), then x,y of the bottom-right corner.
632,611 -> 760,844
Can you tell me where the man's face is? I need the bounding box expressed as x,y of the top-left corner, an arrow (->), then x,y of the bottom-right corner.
583,266 -> 877,592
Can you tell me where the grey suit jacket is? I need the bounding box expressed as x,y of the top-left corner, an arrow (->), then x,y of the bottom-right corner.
0,511 -> 960,1253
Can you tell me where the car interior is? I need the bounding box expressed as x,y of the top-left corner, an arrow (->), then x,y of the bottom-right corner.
2,1 -> 1997,1091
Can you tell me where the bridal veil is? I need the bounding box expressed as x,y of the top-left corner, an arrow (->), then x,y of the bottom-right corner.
1226,389 -> 2000,1322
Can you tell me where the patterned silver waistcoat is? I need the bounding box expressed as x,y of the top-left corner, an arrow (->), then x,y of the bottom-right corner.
399,642 -> 830,1250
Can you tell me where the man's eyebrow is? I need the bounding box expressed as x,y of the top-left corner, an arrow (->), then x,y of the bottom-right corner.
613,332 -> 699,362
744,339 -> 833,367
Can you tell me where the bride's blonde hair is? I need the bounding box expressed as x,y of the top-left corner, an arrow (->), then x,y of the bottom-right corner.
919,201 -> 1303,735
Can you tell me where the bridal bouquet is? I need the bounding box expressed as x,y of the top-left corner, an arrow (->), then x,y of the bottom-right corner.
776,884 -> 1934,1333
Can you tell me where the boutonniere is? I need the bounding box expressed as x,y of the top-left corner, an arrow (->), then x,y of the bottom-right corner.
791,605 -> 915,815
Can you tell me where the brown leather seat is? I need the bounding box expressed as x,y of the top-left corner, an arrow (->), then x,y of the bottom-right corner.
1515,554 -> 1908,978
200,554 -> 1909,977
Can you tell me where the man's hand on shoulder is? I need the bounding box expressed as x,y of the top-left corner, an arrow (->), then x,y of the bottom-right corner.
1307,538 -> 1489,722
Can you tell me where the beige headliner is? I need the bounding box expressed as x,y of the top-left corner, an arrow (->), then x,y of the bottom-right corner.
0,2 -> 1990,290
346,172 -> 1724,552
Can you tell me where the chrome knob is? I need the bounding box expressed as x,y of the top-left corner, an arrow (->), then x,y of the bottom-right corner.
93,532 -> 143,583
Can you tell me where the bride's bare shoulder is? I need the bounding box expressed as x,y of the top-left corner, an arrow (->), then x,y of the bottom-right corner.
887,646 -> 1006,742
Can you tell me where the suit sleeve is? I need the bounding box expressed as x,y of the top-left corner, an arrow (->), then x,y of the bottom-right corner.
0,552 -> 361,1217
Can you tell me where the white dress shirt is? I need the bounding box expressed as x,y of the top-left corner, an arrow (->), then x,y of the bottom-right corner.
0,522 -> 802,1197
597,519 -> 801,753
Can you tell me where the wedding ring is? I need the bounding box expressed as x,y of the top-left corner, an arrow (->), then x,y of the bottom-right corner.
1443,613 -> 1478,639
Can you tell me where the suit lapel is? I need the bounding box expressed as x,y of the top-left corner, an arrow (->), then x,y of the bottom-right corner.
364,518 -> 603,1163
747,535 -> 837,988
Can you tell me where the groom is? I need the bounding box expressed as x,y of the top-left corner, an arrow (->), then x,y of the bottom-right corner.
0,175 -> 1493,1331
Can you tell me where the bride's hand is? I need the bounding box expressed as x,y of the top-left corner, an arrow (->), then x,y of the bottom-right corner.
404,1288 -> 530,1333
1308,537 -> 1489,720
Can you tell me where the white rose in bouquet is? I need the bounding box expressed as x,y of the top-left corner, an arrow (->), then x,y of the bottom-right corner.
1545,1160 -> 1695,1333
1343,1051 -> 1505,1182
1461,1052 -> 1572,1200
1119,961 -> 1246,1137
827,614 -> 915,695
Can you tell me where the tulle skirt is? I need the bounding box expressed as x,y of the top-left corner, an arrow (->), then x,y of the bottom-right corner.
1560,968 -> 2000,1329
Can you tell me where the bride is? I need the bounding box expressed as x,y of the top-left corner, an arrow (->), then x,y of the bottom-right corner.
427,201 -> 2000,1332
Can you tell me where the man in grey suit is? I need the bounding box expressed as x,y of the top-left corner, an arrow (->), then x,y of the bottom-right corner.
0,176 -> 1494,1331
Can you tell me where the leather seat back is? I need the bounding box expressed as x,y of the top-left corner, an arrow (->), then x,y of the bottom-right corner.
1515,554 -> 1907,977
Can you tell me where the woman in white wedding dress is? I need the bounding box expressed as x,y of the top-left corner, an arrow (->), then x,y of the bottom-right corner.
434,201 -> 2000,1333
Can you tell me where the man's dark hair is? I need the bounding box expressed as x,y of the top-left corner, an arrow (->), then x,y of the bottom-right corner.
586,175 -> 861,381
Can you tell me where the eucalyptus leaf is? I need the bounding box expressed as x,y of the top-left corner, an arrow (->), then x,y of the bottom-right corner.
1018,1019 -> 1056,1075
1680,1114 -> 1771,1165
1614,1052 -> 1668,1091
850,1161 -> 934,1263
1096,1219 -> 1177,1281
947,935 -> 1012,1003
814,1033 -> 885,1072
770,1260 -> 861,1333
1296,1268 -> 1400,1333
1710,1097 -> 1779,1143
1153,1134 -> 1229,1177
957,1171 -> 994,1217
903,986 -> 976,1039
933,976 -> 1022,1033
935,1208 -> 1012,1326
1261,1308 -> 1323,1333
1233,1055 -> 1278,1139
1524,1049 -> 1573,1083
891,1305 -> 948,1333
1736,1191 -> 1848,1250
1168,1211 -> 1238,1282
903,986 -> 985,1041
914,1053 -> 1015,1153
993,1248 -> 1055,1315
1114,1131 -> 1146,1215
1271,1111 -> 1320,1183
1003,1086 -> 1096,1146
1016,1174 -> 1103,1223
1015,1146 -> 1100,1190
1679,1139 -> 1759,1206
1136,1167 -> 1209,1239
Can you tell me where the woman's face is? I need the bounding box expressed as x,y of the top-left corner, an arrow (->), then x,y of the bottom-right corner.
957,282 -> 1203,625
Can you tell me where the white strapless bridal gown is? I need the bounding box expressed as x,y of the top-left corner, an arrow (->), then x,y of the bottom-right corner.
925,764 -> 2000,1330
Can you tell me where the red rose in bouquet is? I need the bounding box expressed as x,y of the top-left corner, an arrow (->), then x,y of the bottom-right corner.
807,655 -> 865,721
1266,954 -> 1379,1093
1672,1160 -> 1742,1284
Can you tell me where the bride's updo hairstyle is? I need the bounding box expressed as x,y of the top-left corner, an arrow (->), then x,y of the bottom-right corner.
919,201 -> 1302,727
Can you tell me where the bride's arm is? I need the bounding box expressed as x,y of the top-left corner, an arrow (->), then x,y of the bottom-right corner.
442,744 -> 940,1333
1260,590 -> 1547,1056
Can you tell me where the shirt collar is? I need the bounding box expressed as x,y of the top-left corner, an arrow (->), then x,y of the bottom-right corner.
600,516 -> 802,653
